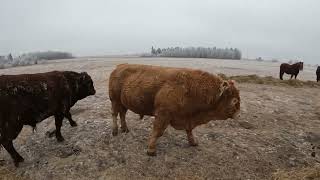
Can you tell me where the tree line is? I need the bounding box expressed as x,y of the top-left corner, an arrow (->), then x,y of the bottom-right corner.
151,46 -> 242,60
0,51 -> 73,69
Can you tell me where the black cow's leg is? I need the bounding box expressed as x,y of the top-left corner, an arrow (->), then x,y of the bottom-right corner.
279,71 -> 284,80
2,140 -> 24,167
65,111 -> 77,127
290,74 -> 294,79
54,114 -> 65,142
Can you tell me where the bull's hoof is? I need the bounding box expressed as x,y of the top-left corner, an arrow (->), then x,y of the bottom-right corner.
70,121 -> 78,127
14,157 -> 24,167
112,130 -> 118,136
121,127 -> 129,133
46,130 -> 56,138
189,142 -> 199,146
57,136 -> 65,142
147,150 -> 157,156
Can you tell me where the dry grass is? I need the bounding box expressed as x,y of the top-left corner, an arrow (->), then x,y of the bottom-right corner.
218,74 -> 320,88
273,166 -> 320,180
0,58 -> 319,179
0,166 -> 24,180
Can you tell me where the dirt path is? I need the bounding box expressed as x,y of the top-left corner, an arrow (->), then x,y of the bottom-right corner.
0,57 -> 319,180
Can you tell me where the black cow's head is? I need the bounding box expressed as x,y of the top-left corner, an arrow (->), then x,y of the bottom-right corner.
77,72 -> 96,100
299,61 -> 304,71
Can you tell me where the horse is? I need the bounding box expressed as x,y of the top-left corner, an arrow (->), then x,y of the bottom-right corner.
316,66 -> 320,82
279,61 -> 304,80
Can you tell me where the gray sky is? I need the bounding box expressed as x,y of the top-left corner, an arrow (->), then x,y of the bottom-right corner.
0,0 -> 319,64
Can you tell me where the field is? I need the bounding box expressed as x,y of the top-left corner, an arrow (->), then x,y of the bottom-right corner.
0,57 -> 319,180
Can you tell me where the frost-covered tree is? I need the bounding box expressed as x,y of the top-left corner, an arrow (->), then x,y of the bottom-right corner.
154,46 -> 242,60
7,53 -> 13,61
156,48 -> 162,55
151,46 -> 156,55
0,51 -> 73,69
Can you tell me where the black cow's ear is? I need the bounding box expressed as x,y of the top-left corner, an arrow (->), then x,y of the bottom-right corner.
80,72 -> 89,79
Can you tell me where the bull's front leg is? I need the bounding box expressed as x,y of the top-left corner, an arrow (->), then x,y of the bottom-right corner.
186,129 -> 198,146
54,114 -> 65,142
147,114 -> 169,156
1,140 -> 24,167
65,111 -> 77,127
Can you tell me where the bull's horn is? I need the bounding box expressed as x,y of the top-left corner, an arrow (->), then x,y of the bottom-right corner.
219,81 -> 229,97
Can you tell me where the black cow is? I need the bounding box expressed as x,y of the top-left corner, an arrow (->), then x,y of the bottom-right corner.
279,62 -> 304,80
0,71 -> 96,167
317,66 -> 320,82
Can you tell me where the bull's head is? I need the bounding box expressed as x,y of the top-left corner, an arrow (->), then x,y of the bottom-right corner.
214,80 -> 240,120
77,72 -> 96,100
299,61 -> 304,71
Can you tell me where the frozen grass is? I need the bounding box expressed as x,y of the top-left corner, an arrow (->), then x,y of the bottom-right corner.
218,73 -> 320,88
273,165 -> 320,180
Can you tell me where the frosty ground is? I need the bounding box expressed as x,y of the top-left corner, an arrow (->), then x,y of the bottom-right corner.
0,57 -> 319,180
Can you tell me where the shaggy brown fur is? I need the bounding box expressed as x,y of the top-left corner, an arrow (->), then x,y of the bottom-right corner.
279,62 -> 304,80
109,64 -> 240,155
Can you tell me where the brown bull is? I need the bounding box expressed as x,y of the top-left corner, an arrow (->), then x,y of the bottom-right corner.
109,64 -> 240,156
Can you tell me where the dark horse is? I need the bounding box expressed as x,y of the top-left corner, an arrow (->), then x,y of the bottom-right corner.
279,62 -> 304,80
317,66 -> 320,82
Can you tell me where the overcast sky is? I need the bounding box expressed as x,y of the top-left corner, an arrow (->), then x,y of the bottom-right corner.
0,0 -> 319,64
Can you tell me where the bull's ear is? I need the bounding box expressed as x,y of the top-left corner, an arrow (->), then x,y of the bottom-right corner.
80,72 -> 88,76
228,80 -> 236,86
80,72 -> 89,81
219,81 -> 229,97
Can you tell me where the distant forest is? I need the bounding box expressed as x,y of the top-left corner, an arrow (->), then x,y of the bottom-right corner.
0,51 -> 73,69
150,46 -> 242,60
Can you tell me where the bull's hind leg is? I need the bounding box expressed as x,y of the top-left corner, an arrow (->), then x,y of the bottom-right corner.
147,114 -> 169,156
120,109 -> 129,133
2,140 -> 24,167
111,101 -> 128,135
65,111 -> 77,127
290,74 -> 294,79
54,114 -> 65,142
186,129 -> 198,146
111,101 -> 120,136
